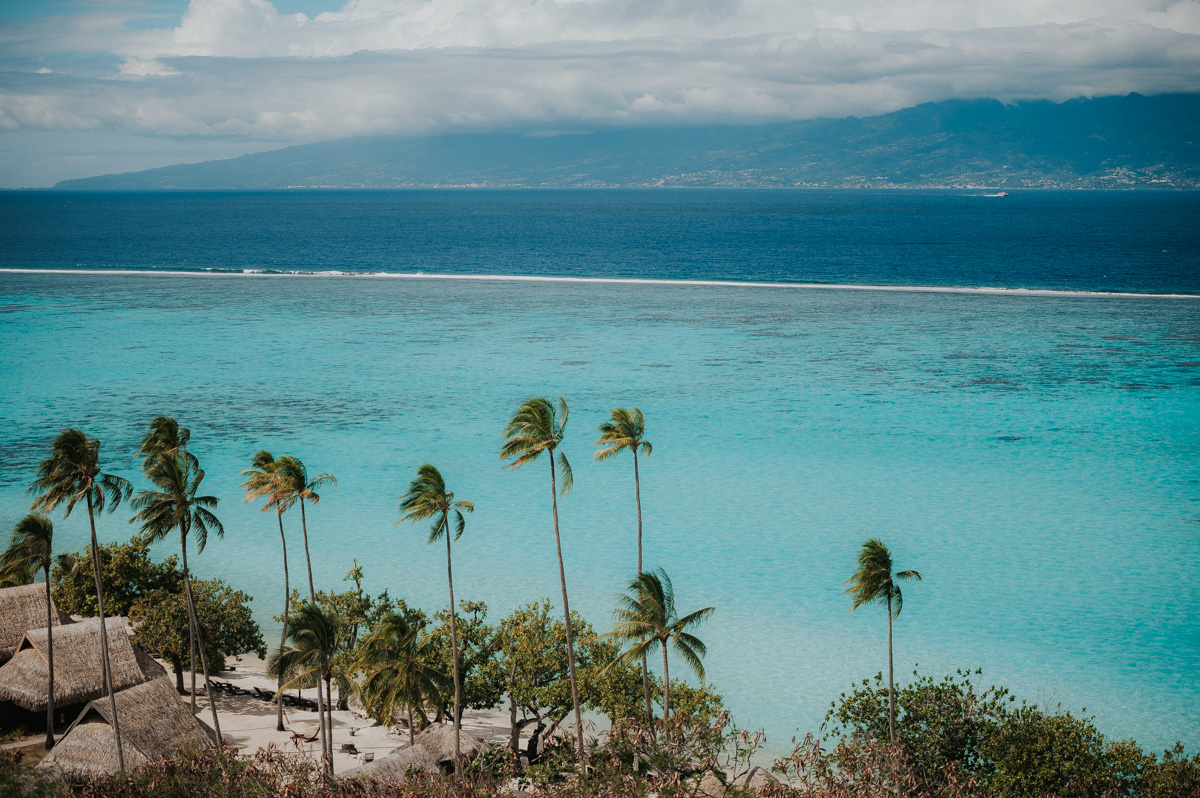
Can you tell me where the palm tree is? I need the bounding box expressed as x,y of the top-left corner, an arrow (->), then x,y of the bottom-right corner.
357,611 -> 450,747
501,396 -> 586,762
135,417 -> 204,710
27,429 -> 132,771
845,538 -> 922,744
608,568 -> 714,719
397,464 -> 473,775
131,449 -> 224,742
270,600 -> 344,774
1,514 -> 58,748
271,456 -> 335,601
241,450 -> 293,732
594,407 -> 654,718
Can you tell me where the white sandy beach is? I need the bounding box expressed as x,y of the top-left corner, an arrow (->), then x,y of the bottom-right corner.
184,655 -> 521,775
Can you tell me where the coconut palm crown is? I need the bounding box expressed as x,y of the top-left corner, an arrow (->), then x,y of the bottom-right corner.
500,396 -> 573,493
607,567 -> 714,718
398,463 -> 473,777
135,415 -> 197,470
845,538 -> 922,744
1,514 -> 58,749
357,611 -> 450,747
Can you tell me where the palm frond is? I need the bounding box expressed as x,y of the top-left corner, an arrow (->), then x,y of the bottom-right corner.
558,451 -> 573,495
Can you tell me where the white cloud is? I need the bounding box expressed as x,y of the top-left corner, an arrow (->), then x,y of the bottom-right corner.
0,0 -> 1198,184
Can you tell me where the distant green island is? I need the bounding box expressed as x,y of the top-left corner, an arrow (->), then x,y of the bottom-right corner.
52,93 -> 1200,191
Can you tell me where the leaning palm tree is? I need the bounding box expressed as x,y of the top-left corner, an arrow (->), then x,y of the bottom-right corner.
131,450 -> 224,742
272,456 -> 335,601
398,464 -> 473,776
594,407 -> 654,718
501,396 -> 586,762
1,514 -> 58,749
241,449 -> 293,732
845,538 -> 922,744
270,600 -> 343,774
27,429 -> 132,771
607,568 -> 714,719
357,611 -> 450,747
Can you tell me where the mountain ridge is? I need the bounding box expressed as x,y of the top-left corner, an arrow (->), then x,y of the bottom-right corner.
54,93 -> 1200,189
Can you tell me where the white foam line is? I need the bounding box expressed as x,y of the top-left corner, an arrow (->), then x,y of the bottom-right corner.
2,268 -> 1197,300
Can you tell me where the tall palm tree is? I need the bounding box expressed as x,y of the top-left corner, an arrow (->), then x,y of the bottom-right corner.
241,450 -> 293,732
357,611 -> 450,747
607,568 -> 714,719
398,464 -> 473,776
131,449 -> 224,742
594,407 -> 654,718
28,429 -> 132,771
1,514 -> 58,749
501,396 -> 586,762
272,456 -> 335,601
135,416 -> 204,709
845,538 -> 922,744
270,600 -> 344,774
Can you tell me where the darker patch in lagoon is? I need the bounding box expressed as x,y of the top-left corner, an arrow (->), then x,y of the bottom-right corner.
995,435 -> 1025,442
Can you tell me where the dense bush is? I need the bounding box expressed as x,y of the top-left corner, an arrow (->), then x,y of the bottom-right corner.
825,669 -> 1200,797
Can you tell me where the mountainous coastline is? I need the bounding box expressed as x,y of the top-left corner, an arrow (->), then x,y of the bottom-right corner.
54,93 -> 1199,190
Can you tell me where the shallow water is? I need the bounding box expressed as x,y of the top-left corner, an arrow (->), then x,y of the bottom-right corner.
0,190 -> 1198,755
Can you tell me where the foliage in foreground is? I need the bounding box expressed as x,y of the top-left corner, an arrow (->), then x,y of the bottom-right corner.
825,669 -> 1200,797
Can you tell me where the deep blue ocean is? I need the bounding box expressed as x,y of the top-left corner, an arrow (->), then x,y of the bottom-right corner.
1,189 -> 1197,755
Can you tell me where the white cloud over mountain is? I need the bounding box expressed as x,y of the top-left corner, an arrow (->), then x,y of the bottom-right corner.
0,0 -> 1198,184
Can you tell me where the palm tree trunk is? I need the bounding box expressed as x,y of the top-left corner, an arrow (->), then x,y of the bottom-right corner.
549,455 -> 586,764
299,499 -> 315,601
444,516 -> 462,779
408,704 -> 415,747
325,676 -> 335,775
86,493 -> 125,772
887,593 -> 896,744
276,512 -> 289,732
661,639 -> 671,719
180,526 -> 222,744
633,450 -> 652,721
43,563 -> 55,750
190,625 -> 197,712
315,674 -> 329,775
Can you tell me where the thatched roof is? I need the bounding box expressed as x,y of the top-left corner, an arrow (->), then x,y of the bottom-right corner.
340,742 -> 440,781
341,724 -> 490,782
413,722 -> 490,763
38,677 -> 213,778
0,583 -> 66,663
0,617 -> 154,710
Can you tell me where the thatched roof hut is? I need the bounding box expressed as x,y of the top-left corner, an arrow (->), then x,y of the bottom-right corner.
38,677 -> 214,778
0,617 -> 162,711
341,724 -> 490,782
0,583 -> 67,663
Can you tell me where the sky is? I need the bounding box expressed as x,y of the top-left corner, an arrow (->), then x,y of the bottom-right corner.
1,0 -> 1199,186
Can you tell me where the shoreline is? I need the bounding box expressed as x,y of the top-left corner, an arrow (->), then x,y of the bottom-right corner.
3,268 -> 1199,300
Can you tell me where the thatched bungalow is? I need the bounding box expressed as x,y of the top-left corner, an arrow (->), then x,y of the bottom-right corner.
38,677 -> 214,778
0,583 -> 68,664
342,723 -> 490,782
0,617 -> 164,733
